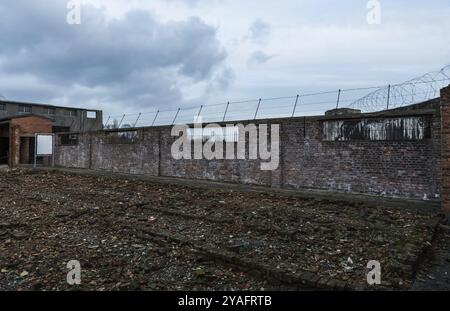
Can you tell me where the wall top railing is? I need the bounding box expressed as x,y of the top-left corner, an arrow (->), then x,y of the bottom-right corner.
104,66 -> 450,129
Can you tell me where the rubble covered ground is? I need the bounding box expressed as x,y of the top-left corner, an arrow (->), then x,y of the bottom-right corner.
0,169 -> 441,290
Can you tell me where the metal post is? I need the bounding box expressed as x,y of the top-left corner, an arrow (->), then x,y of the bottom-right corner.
386,84 -> 391,110
34,133 -> 37,168
118,114 -> 125,128
133,113 -> 142,128
152,110 -> 160,127
104,116 -> 111,128
336,89 -> 341,109
172,108 -> 181,125
254,98 -> 262,120
52,134 -> 55,168
223,102 -> 230,122
197,105 -> 203,123
292,95 -> 299,118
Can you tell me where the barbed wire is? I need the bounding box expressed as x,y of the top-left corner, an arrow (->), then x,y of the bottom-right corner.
104,66 -> 450,129
349,65 -> 450,111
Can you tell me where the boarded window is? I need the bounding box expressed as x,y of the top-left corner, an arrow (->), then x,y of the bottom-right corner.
323,116 -> 432,141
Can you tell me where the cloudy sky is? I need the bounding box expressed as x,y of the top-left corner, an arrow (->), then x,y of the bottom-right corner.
0,0 -> 449,118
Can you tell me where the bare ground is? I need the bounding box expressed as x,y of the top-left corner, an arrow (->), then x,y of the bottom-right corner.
0,169 -> 442,291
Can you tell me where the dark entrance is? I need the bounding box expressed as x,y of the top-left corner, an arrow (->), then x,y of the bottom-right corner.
19,136 -> 36,165
0,137 -> 8,165
0,123 -> 9,165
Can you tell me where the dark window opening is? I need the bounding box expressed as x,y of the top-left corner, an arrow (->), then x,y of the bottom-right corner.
60,134 -> 79,146
0,137 -> 8,164
106,131 -> 138,144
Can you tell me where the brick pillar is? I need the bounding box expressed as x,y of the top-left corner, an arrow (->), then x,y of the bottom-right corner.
8,125 -> 20,168
440,85 -> 450,221
20,137 -> 30,164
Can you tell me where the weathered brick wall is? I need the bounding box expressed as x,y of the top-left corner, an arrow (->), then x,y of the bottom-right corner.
89,130 -> 160,175
158,125 -> 273,186
54,99 -> 443,201
9,125 -> 20,167
440,85 -> 450,215
280,114 -> 441,199
10,116 -> 52,134
54,133 -> 91,169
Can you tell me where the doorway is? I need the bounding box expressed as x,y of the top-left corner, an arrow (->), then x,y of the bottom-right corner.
19,136 -> 36,165
0,137 -> 8,165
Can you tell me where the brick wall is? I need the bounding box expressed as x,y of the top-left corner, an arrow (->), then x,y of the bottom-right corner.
54,97 -> 444,202
10,116 -> 52,134
440,85 -> 450,215
8,125 -> 20,167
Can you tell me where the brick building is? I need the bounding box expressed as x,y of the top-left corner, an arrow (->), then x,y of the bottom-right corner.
0,99 -> 103,133
0,100 -> 103,167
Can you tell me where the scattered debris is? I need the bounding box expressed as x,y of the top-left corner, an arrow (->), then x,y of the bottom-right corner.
0,169 -> 440,290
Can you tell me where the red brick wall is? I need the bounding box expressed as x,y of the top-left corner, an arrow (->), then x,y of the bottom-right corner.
10,116 -> 52,134
440,85 -> 450,215
7,116 -> 53,167
8,125 -> 20,167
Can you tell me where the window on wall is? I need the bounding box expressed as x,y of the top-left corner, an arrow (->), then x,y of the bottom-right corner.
0,103 -> 5,111
18,105 -> 32,113
86,111 -> 97,119
60,134 -> 79,146
65,110 -> 77,117
44,107 -> 55,115
106,130 -> 139,144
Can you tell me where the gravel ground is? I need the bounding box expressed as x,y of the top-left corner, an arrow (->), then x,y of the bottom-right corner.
412,225 -> 450,290
0,169 -> 440,290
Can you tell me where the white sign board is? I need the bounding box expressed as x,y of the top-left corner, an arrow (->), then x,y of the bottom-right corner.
36,134 -> 54,156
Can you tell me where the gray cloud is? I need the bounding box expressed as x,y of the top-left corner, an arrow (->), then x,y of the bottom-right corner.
166,0 -> 224,8
248,51 -> 277,65
0,0 -> 231,112
247,19 -> 271,44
